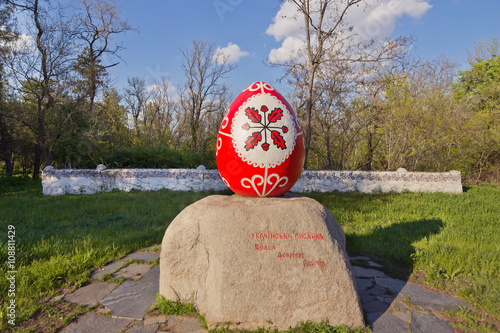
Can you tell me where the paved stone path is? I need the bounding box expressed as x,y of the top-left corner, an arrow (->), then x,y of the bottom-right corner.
58,248 -> 467,333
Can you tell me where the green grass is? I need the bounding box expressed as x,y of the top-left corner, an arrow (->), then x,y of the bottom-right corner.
0,177 -> 498,332
153,293 -> 198,316
208,321 -> 368,333
303,185 -> 500,320
0,176 -> 230,330
153,296 -> 368,333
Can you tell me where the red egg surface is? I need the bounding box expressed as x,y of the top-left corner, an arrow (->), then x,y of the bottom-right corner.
216,81 -> 305,197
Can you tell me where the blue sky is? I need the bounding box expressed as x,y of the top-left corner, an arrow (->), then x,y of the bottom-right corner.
106,0 -> 500,97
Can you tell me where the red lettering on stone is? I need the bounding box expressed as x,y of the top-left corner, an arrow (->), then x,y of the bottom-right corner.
255,244 -> 276,251
303,260 -> 326,267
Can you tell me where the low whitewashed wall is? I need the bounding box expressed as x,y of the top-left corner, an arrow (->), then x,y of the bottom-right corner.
290,169 -> 462,194
42,165 -> 462,195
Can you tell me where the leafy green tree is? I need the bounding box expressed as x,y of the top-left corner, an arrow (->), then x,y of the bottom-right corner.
454,52 -> 500,181
374,58 -> 459,171
96,88 -> 130,148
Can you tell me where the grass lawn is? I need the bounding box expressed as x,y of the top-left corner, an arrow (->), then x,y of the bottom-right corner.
0,177 -> 498,332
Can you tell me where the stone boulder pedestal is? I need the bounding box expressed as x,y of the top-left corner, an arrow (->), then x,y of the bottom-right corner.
160,195 -> 364,330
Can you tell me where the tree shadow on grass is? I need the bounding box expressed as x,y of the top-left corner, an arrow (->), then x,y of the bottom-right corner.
347,219 -> 445,327
347,218 -> 444,280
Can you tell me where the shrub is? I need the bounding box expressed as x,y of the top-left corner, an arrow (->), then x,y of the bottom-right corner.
80,145 -> 216,169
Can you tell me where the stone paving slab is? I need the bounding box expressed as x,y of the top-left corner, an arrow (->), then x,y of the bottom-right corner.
410,312 -> 455,333
91,261 -> 125,280
175,318 -> 206,332
355,277 -> 375,290
139,265 -> 160,283
362,299 -> 390,313
59,250 -> 470,333
64,282 -> 117,306
350,256 -> 371,261
100,280 -> 157,319
122,252 -> 160,262
367,261 -> 383,268
368,312 -> 408,332
350,256 -> 469,333
144,315 -> 167,325
162,315 -> 206,333
61,313 -> 131,333
364,284 -> 394,298
351,265 -> 387,278
374,277 -> 407,293
142,244 -> 162,251
391,306 -> 412,323
113,263 -> 151,280
398,283 -> 469,310
126,323 -> 159,333
100,266 -> 159,320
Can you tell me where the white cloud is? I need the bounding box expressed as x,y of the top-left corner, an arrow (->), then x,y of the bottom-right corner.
268,36 -> 305,64
214,42 -> 249,64
266,1 -> 305,63
0,33 -> 35,52
265,1 -> 302,42
266,0 -> 432,63
146,82 -> 176,94
350,0 -> 432,40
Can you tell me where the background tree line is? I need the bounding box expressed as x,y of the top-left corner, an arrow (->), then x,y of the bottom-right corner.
1,0 -> 499,183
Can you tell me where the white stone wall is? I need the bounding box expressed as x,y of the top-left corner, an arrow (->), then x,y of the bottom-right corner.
42,165 -> 462,196
290,169 -> 462,194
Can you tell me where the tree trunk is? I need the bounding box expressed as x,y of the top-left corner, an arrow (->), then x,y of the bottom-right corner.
303,64 -> 318,168
366,131 -> 374,171
191,115 -> 199,150
34,99 -> 47,179
33,142 -> 41,180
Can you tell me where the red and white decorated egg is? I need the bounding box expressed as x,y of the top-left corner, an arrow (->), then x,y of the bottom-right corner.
216,81 -> 305,197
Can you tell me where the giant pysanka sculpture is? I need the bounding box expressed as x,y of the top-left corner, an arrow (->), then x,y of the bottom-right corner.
160,81 -> 364,331
216,81 -> 305,197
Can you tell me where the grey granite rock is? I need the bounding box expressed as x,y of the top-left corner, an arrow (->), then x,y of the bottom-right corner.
160,195 -> 364,331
